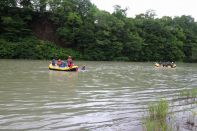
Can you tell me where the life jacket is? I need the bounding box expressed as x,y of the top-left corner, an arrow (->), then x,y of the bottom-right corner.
52,59 -> 56,66
67,59 -> 73,67
57,60 -> 62,66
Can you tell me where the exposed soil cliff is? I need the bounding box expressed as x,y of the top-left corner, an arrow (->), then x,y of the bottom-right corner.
31,14 -> 64,47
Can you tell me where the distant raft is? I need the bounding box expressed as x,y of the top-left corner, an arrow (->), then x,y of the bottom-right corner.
154,62 -> 176,68
49,64 -> 78,71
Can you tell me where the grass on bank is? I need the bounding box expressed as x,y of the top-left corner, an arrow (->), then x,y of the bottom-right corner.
143,88 -> 197,131
179,88 -> 197,99
143,99 -> 172,131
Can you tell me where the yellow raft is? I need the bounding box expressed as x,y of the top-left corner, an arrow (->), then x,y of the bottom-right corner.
154,62 -> 176,68
49,64 -> 78,71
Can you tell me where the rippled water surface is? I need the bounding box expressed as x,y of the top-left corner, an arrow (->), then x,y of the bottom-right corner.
0,60 -> 197,130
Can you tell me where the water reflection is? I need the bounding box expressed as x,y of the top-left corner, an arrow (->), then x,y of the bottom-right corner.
49,70 -> 78,82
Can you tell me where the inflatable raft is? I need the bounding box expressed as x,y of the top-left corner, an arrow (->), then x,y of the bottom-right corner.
49,64 -> 78,71
154,62 -> 176,68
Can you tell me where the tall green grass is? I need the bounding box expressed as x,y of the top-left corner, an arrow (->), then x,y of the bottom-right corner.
143,88 -> 197,131
143,99 -> 172,131
179,88 -> 197,98
148,99 -> 168,120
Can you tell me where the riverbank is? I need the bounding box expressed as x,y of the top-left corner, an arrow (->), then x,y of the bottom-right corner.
0,38 -> 81,60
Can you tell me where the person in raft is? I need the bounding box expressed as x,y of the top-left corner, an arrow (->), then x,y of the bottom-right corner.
57,59 -> 62,66
81,65 -> 85,70
67,56 -> 73,67
51,58 -> 56,66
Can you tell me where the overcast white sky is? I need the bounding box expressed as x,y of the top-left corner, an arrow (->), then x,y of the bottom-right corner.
91,0 -> 197,20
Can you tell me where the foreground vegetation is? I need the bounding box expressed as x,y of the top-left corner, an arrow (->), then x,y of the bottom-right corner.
143,89 -> 197,131
143,99 -> 172,131
179,88 -> 197,99
1,0 -> 197,62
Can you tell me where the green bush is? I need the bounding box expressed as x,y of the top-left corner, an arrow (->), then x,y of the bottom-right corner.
113,56 -> 130,61
0,37 -> 82,60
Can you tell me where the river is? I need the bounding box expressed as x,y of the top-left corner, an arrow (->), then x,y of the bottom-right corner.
0,60 -> 197,130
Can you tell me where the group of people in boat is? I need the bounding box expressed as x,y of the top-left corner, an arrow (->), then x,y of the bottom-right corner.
52,56 -> 176,70
51,56 -> 86,70
52,56 -> 73,68
155,62 -> 176,68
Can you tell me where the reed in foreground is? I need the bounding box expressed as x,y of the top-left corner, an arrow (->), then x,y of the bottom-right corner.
143,99 -> 172,131
179,88 -> 197,99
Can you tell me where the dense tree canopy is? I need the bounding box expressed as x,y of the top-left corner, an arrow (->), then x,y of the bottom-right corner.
0,0 -> 197,62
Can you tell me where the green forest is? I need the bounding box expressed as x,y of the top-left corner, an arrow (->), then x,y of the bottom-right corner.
1,0 -> 197,62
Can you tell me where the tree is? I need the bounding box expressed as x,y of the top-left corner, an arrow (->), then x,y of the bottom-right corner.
0,0 -> 17,8
19,0 -> 32,8
113,5 -> 127,19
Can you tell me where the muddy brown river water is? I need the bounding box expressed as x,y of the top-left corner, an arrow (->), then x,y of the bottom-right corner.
0,60 -> 197,130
